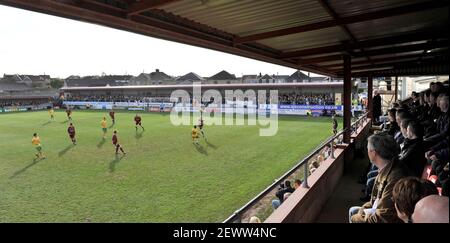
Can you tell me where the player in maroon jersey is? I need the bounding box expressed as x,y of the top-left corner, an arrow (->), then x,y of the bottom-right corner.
112,130 -> 126,155
134,114 -> 144,131
67,123 -> 76,145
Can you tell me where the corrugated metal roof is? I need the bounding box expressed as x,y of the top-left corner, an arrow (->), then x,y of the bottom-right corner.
0,0 -> 447,77
162,0 -> 332,36
257,26 -> 348,52
348,8 -> 448,40
328,0 -> 429,17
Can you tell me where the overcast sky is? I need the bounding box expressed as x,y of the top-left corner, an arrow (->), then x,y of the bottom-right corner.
0,5 -> 325,79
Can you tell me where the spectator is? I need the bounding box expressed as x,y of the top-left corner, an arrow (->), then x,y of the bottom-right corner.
411,195 -> 449,223
424,94 -> 448,145
392,177 -> 438,223
275,180 -> 295,203
279,92 -> 334,105
249,216 -> 261,223
399,119 -> 411,150
385,109 -> 399,136
399,121 -> 426,177
394,110 -> 412,145
272,180 -> 297,210
349,133 -> 411,223
293,179 -> 302,189
309,160 -> 320,174
373,90 -> 382,123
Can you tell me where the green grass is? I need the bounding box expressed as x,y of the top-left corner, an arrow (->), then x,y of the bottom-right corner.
0,110 -> 334,222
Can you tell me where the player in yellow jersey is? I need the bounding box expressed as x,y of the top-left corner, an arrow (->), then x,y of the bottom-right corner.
191,125 -> 199,145
101,117 -> 107,139
49,108 -> 55,121
32,133 -> 45,159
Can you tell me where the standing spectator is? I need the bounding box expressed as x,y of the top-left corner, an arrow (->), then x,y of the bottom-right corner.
373,90 -> 382,123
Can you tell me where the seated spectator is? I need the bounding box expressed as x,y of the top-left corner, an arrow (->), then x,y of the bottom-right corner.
398,119 -> 411,150
271,199 -> 281,210
322,145 -> 331,159
426,137 -> 449,183
349,133 -> 411,223
394,110 -> 412,145
399,121 -> 426,177
392,177 -> 438,223
272,179 -> 302,210
249,216 -> 261,223
412,195 -> 449,223
385,109 -> 399,136
309,161 -> 320,174
317,154 -> 324,163
275,180 -> 295,203
424,94 -> 448,146
293,179 -> 302,189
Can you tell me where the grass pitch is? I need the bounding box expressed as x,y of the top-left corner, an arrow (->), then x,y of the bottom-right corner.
0,110 -> 334,222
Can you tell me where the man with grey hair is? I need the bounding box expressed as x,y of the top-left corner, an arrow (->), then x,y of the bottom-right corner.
349,133 -> 411,223
412,195 -> 449,223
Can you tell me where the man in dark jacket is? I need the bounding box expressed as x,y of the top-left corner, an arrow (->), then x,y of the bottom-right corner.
399,121 -> 426,177
385,109 -> 399,136
424,94 -> 449,147
276,180 -> 295,203
426,137 -> 449,181
394,110 -> 412,145
349,134 -> 410,223
373,90 -> 382,123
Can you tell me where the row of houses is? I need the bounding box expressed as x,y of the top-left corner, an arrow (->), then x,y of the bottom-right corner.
1,70 -> 340,90
1,74 -> 51,88
0,74 -> 59,97
64,69 -> 339,87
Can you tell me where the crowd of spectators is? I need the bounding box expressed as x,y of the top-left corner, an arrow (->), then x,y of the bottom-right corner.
0,99 -> 53,109
65,93 -> 338,106
349,81 -> 449,223
279,92 -> 335,105
64,95 -> 172,103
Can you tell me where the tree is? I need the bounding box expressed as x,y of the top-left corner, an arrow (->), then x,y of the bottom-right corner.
50,79 -> 64,89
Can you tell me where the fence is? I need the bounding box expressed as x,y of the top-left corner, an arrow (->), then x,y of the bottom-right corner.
223,112 -> 369,223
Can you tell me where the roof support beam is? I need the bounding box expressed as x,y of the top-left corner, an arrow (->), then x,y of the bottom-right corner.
281,29 -> 449,59
298,41 -> 449,64
127,0 -> 179,16
234,1 -> 449,44
350,40 -> 448,58
317,0 -> 373,64
335,56 -> 449,72
322,51 -> 449,69
343,55 -> 351,144
367,75 -> 373,119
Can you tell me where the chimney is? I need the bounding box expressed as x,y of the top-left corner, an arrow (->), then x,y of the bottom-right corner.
156,69 -> 160,73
